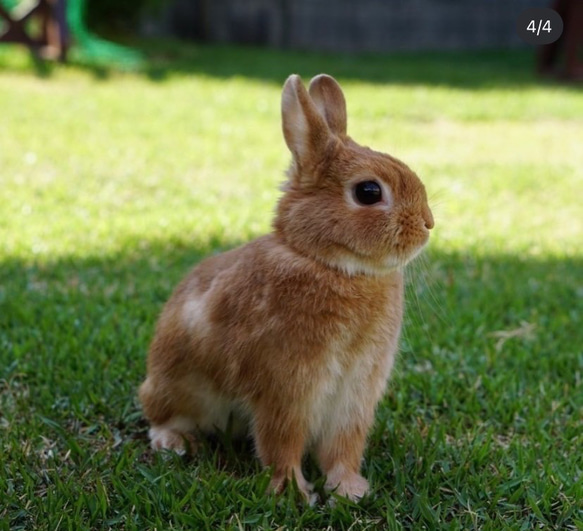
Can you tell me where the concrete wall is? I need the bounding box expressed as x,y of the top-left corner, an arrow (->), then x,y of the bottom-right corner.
155,0 -> 551,52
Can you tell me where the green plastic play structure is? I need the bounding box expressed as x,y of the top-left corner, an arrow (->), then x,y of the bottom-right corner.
66,0 -> 143,67
1,0 -> 143,68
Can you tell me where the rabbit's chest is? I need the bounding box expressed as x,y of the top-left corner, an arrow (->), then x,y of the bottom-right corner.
308,321 -> 399,441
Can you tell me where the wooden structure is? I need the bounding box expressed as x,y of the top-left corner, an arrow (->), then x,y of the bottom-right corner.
537,0 -> 583,81
0,0 -> 68,61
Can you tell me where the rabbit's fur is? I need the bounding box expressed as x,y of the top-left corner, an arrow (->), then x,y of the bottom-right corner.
139,74 -> 434,502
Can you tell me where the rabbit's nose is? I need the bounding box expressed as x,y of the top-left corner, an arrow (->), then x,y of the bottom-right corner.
423,206 -> 434,230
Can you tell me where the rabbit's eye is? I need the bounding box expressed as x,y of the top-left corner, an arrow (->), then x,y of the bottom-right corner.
354,181 -> 382,205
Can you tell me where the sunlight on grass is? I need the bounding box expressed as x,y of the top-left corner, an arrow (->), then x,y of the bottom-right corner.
1,47 -> 581,262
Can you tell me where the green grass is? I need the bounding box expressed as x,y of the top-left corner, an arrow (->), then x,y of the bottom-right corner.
1,42 -> 582,529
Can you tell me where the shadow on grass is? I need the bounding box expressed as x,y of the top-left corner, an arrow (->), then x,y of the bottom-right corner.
1,238 -> 581,418
0,38 -> 566,90
1,237 -> 582,460
1,238 -> 581,527
135,41 -> 545,89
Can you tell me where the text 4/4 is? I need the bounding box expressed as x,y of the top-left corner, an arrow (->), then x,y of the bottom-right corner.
528,20 -> 552,35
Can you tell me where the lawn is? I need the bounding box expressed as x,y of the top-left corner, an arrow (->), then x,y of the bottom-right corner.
0,41 -> 582,529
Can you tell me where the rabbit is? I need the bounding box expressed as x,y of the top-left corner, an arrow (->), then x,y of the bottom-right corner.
139,73 -> 434,502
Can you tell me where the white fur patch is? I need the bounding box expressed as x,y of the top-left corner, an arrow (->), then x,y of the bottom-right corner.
327,243 -> 427,277
329,254 -> 401,277
182,293 -> 209,334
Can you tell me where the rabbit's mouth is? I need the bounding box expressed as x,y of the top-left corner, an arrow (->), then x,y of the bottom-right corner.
390,233 -> 431,268
394,241 -> 428,267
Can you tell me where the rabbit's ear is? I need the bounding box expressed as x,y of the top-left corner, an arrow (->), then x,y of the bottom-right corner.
282,74 -> 332,169
308,74 -> 347,136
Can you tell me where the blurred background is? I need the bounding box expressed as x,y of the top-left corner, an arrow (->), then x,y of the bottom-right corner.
1,0 -> 581,73
147,0 -> 550,51
1,1 -> 582,529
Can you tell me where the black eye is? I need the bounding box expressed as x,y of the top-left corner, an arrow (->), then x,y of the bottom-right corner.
354,181 -> 382,205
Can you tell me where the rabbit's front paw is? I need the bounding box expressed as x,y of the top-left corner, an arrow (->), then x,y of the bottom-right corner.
326,472 -> 369,502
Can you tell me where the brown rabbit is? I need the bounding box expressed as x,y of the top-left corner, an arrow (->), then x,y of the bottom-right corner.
139,74 -> 434,502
